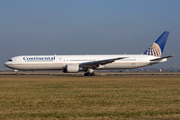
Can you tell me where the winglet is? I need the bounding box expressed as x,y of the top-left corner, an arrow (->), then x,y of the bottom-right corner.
143,31 -> 170,57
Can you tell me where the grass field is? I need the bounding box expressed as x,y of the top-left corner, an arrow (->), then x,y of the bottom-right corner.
0,75 -> 180,120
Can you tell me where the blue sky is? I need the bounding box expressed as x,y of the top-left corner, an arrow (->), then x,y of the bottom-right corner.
0,0 -> 180,69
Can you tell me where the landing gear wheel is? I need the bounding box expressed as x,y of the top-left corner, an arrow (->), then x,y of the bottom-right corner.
15,73 -> 18,76
84,73 -> 90,76
84,73 -> 88,76
84,72 -> 95,76
91,72 -> 95,76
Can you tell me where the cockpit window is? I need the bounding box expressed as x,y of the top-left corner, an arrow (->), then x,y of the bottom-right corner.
8,59 -> 13,62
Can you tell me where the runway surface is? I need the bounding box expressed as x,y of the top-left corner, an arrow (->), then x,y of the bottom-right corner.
0,71 -> 180,76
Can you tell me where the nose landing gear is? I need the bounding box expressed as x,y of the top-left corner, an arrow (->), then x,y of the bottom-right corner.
14,69 -> 18,76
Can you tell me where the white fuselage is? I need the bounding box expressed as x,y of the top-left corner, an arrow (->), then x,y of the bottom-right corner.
4,54 -> 166,70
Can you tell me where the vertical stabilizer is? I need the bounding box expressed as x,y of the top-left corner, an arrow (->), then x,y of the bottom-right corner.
143,31 -> 169,57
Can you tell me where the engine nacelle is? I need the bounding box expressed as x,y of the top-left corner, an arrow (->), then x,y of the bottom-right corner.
63,64 -> 79,73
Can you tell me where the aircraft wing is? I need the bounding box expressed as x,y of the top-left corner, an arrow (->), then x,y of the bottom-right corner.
79,57 -> 127,68
150,55 -> 174,61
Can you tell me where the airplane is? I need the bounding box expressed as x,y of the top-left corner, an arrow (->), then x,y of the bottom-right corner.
4,31 -> 174,76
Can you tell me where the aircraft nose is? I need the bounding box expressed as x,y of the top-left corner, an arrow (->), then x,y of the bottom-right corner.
4,62 -> 8,67
4,62 -> 10,67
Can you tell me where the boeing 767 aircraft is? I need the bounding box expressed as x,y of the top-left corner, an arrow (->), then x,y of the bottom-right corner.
5,31 -> 174,76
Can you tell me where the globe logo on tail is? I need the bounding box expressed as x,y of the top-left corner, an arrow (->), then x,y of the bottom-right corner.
144,43 -> 162,57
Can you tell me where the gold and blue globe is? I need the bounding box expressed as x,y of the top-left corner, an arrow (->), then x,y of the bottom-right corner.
144,43 -> 162,57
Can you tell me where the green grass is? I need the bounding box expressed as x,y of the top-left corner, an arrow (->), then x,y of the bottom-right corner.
0,75 -> 180,119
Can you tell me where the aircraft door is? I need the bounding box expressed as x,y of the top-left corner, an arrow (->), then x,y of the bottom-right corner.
58,57 -> 64,63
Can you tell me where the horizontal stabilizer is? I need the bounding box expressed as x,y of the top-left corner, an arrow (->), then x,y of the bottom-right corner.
150,55 -> 174,61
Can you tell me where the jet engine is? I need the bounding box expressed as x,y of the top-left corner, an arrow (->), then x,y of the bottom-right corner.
63,64 -> 79,73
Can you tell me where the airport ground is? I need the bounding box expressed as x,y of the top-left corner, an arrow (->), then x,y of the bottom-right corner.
0,73 -> 180,119
0,70 -> 180,76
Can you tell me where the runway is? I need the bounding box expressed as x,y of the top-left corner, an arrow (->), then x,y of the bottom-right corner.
1,71 -> 180,76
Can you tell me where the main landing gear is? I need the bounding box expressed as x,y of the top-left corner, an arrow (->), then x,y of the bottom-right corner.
84,68 -> 95,76
84,72 -> 95,76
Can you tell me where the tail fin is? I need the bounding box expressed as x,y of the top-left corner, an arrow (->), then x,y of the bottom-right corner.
143,31 -> 170,57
